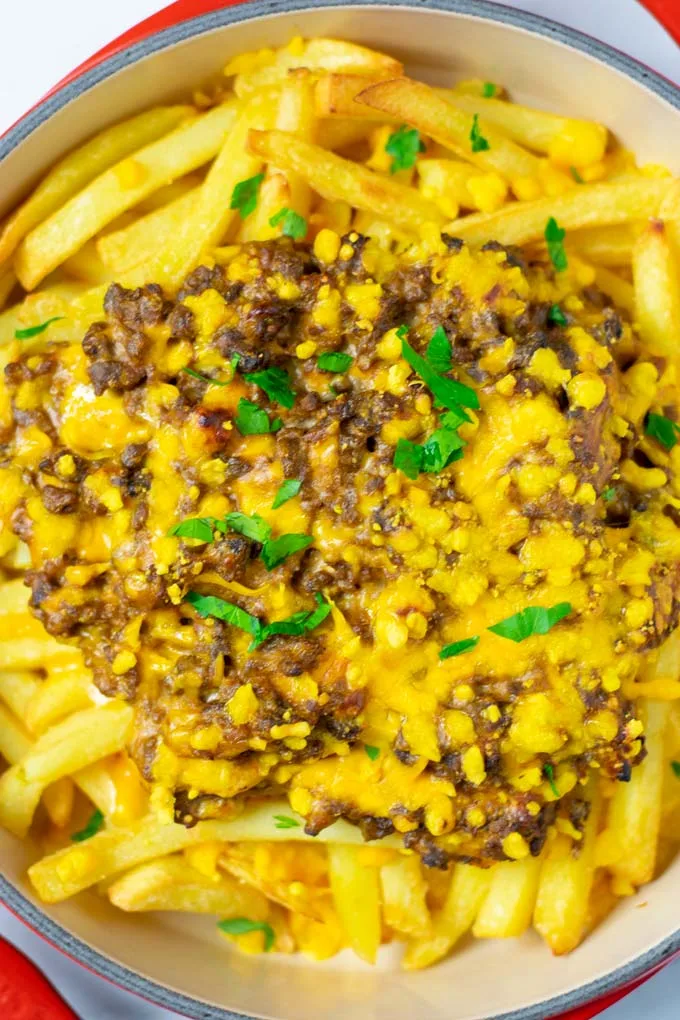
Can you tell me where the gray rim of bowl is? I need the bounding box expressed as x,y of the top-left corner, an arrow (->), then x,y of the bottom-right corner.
1,2 -> 679,1018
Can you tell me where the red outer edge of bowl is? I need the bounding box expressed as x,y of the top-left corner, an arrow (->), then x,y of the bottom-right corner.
1,2 -> 679,1019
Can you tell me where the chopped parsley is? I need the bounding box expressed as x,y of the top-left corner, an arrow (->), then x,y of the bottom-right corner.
401,335 -> 479,412
252,593 -> 331,649
545,217 -> 568,272
230,173 -> 264,219
243,366 -> 295,409
425,325 -> 452,373
273,814 -> 300,829
488,603 -> 572,643
570,166 -> 584,184
645,412 -> 680,450
393,438 -> 425,480
547,304 -> 567,327
71,809 -> 105,842
482,82 -> 497,98
602,487 -> 615,503
15,316 -> 64,339
385,125 -> 425,174
543,763 -> 561,798
182,367 -> 230,387
234,398 -> 282,435
439,636 -> 480,660
185,591 -> 261,637
317,352 -> 353,373
224,511 -> 271,544
470,113 -> 490,153
260,533 -> 313,570
269,207 -> 307,240
395,324 -> 409,340
420,427 -> 465,472
364,745 -> 380,761
272,479 -> 302,509
168,517 -> 219,543
671,761 -> 680,779
217,918 -> 275,951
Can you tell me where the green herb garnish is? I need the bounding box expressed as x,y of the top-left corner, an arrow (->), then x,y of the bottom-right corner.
543,763 -> 561,798
273,814 -> 301,829
489,603 -> 572,643
71,809 -> 104,842
252,593 -> 331,649
261,533 -> 313,570
224,511 -> 272,544
395,324 -> 409,340
425,325 -> 452,373
230,173 -> 264,219
645,412 -> 680,450
364,745 -> 380,761
317,352 -> 353,373
420,426 -> 465,473
272,479 -> 302,509
547,304 -> 567,327
168,517 -> 219,542
401,336 -> 479,413
570,166 -> 584,184
243,366 -> 295,409
482,82 -> 497,98
470,114 -> 490,153
672,761 -> 680,778
234,398 -> 282,435
602,487 -> 615,503
182,367 -> 230,387
15,316 -> 64,340
385,125 -> 425,173
185,591 -> 261,637
269,207 -> 307,240
439,636 -> 480,660
217,918 -> 275,951
545,217 -> 568,272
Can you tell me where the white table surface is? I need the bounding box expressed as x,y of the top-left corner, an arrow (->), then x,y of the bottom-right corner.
0,1 -> 679,1017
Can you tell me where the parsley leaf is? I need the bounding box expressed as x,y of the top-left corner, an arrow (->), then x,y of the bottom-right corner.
547,304 -> 567,327
269,206 -> 307,240
261,533 -> 313,570
645,412 -> 680,450
482,82 -> 497,98
185,591 -> 261,637
570,166 -> 584,184
439,636 -> 479,660
182,367 -> 231,387
364,745 -> 380,761
672,761 -> 680,779
545,217 -> 568,272
234,398 -> 282,435
252,593 -> 331,649
488,603 -> 572,642
401,336 -> 479,412
217,918 -> 275,952
393,438 -> 424,480
602,487 -> 615,503
273,814 -> 300,829
543,763 -> 561,798
71,809 -> 104,842
317,352 -> 353,373
15,316 -> 64,340
272,479 -> 302,509
470,113 -> 490,153
168,517 -> 218,543
224,512 -> 272,544
230,173 -> 264,219
420,427 -> 465,473
385,125 -> 425,173
243,366 -> 295,409
425,325 -> 452,373
396,324 -> 409,340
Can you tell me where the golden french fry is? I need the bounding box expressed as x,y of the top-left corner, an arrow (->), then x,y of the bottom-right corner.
0,106 -> 193,265
238,173 -> 292,243
472,856 -> 542,939
316,118 -> 378,152
220,845 -> 328,921
533,785 -> 601,954
61,241 -> 113,286
568,223 -> 640,266
247,130 -> 442,234
592,265 -> 635,316
447,177 -> 670,246
357,77 -> 539,180
444,93 -> 608,166
315,74 -> 397,120
403,863 -> 492,970
328,843 -> 381,963
109,856 -> 269,916
15,100 -> 240,290
632,218 -> 680,357
272,74 -> 315,214
0,268 -> 16,311
0,700 -> 33,764
417,157 -> 508,216
380,854 -> 431,938
25,664 -> 95,734
0,670 -> 41,719
97,187 -> 197,274
42,777 -> 75,829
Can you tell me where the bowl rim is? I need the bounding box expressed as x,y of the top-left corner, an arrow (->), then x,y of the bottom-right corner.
1,2 -> 680,1018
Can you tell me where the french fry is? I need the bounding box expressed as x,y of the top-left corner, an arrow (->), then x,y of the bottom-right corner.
0,700 -> 33,765
42,777 -> 75,829
568,223 -> 639,266
247,130 -> 442,233
380,854 -> 431,938
316,118 -> 378,152
472,856 -> 542,939
328,843 -> 382,963
592,265 -> 635,316
229,38 -> 402,97
25,664 -> 95,734
0,268 -> 16,310
220,845 -> 329,921
272,73 -> 316,214
403,863 -> 492,970
0,670 -> 41,719
109,856 -> 269,916
0,106 -> 193,265
632,218 -> 680,357
417,157 -> 508,216
315,74 -> 397,121
357,78 -> 539,180
238,173 -> 292,243
533,785 -> 601,954
61,241 -> 113,286
97,188 -> 197,274
447,177 -> 670,246
444,94 -> 608,166
15,100 -> 240,290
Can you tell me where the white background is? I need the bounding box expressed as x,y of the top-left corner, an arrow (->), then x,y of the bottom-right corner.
0,1 -> 679,1018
